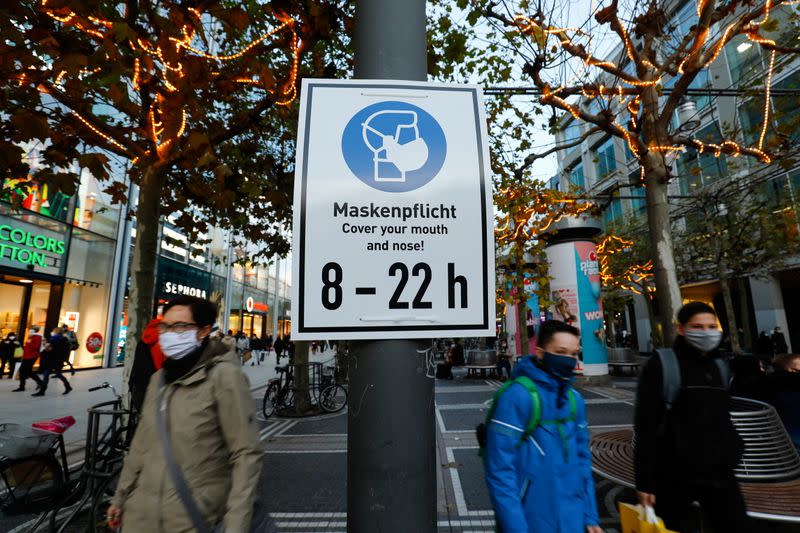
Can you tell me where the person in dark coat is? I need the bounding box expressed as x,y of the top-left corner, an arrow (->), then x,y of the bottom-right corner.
771,327 -> 788,355
0,331 -> 21,379
754,353 -> 800,452
273,336 -> 284,362
33,327 -> 72,396
634,301 -> 749,533
129,318 -> 166,413
754,331 -> 775,361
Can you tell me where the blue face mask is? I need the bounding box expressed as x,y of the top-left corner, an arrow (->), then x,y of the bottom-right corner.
542,352 -> 578,381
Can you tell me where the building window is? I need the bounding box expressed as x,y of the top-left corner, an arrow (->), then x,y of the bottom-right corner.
677,122 -> 728,194
560,120 -> 582,155
725,34 -> 762,85
569,163 -> 585,191
593,138 -> 617,180
603,196 -> 623,228
628,170 -> 647,216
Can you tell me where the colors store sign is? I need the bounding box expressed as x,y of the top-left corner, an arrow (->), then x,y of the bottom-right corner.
0,225 -> 65,268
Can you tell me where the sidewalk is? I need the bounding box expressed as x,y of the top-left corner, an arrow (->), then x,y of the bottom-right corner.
0,347 -> 338,460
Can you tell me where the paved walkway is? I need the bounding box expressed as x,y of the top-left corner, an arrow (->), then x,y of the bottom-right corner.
0,348 -> 338,463
258,367 -> 637,532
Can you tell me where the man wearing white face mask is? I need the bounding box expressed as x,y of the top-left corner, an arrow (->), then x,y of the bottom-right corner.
634,301 -> 750,532
108,296 -> 263,533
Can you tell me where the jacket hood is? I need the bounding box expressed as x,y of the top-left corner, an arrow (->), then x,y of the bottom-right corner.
512,355 -> 562,392
141,318 -> 161,345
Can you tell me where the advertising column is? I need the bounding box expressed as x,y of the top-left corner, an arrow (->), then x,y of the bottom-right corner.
543,217 -> 608,377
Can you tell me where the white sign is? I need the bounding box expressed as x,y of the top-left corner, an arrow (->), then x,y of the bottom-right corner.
291,79 -> 495,340
164,281 -> 207,299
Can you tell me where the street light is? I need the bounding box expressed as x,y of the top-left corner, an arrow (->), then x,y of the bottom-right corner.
676,97 -> 701,133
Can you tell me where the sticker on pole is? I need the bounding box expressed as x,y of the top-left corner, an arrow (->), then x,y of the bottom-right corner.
291,79 -> 495,340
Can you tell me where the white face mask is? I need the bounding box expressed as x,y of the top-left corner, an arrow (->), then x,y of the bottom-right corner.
684,329 -> 723,353
159,330 -> 202,360
29,329 -> 36,336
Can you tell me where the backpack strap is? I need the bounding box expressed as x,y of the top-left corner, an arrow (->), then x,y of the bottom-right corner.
713,358 -> 731,389
656,348 -> 681,410
513,376 -> 542,441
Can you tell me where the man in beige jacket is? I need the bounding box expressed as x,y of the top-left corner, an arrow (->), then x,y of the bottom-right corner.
108,296 -> 263,532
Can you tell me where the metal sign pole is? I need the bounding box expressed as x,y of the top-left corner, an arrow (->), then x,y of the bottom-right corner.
348,1 -> 435,531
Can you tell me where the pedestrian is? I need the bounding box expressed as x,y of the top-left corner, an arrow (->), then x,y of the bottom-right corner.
250,334 -> 260,366
450,338 -> 465,366
273,336 -> 284,362
286,335 -> 295,364
482,320 -> 601,533
754,353 -> 800,452
128,318 -> 166,414
235,331 -> 250,365
0,331 -> 21,379
60,324 -> 78,375
107,296 -> 263,532
14,326 -> 44,392
33,327 -> 72,396
755,330 -> 775,360
772,326 -> 788,355
634,301 -> 749,533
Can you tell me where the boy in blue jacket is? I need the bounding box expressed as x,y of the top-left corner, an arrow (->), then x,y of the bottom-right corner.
484,320 -> 601,532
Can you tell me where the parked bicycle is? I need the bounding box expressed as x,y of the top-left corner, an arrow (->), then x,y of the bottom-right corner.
319,365 -> 347,414
262,365 -> 295,418
0,381 -> 137,532
262,363 -> 348,418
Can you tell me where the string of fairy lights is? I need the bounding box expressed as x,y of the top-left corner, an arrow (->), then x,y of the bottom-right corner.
35,0 -> 302,163
510,1 -> 793,172
596,235 -> 655,296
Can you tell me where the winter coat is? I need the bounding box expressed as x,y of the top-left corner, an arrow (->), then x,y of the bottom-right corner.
754,371 -> 800,452
22,334 -> 42,360
484,356 -> 599,532
0,335 -> 20,358
44,334 -> 70,367
634,337 -> 743,493
129,319 -> 166,413
112,339 -> 263,533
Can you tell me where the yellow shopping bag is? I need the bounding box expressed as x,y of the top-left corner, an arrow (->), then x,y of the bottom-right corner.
619,502 -> 680,533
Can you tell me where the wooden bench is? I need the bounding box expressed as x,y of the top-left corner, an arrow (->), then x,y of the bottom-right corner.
590,429 -> 800,522
464,365 -> 497,379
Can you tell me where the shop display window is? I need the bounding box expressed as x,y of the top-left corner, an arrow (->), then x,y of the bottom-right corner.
61,229 -> 114,368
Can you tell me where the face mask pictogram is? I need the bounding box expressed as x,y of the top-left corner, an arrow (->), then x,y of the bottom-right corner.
362,110 -> 429,183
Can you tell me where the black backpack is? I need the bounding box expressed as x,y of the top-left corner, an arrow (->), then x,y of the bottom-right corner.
655,348 -> 730,410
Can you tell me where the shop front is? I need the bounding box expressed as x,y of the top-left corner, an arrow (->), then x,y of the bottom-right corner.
154,257 -> 213,316
0,206 -> 116,369
229,287 -> 272,338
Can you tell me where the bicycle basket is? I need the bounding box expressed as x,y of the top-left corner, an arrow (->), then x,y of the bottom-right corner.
0,423 -> 59,459
0,454 -> 67,515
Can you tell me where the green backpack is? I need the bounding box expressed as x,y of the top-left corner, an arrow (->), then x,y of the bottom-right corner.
477,376 -> 578,460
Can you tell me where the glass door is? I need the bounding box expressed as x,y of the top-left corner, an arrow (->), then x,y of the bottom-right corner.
0,283 -> 25,338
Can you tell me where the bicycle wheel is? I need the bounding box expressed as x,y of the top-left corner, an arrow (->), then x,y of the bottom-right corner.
320,384 -> 347,413
262,382 -> 279,418
0,454 -> 66,515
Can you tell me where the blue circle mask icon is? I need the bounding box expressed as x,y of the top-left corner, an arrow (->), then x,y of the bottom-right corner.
341,101 -> 447,193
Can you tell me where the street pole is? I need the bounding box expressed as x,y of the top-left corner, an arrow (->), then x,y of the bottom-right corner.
348,1 -> 435,532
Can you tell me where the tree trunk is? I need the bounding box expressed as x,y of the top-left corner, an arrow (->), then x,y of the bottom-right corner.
643,155 -> 682,347
516,273 -> 529,355
607,314 -> 617,347
719,275 -> 741,355
645,294 -> 661,350
123,165 -> 166,397
293,341 -> 312,415
737,278 -> 752,352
